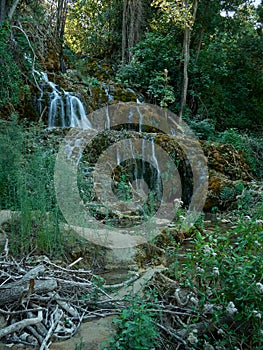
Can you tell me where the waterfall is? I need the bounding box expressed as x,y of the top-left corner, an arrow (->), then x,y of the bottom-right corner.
141,137 -> 146,178
125,87 -> 144,104
103,84 -> 114,102
151,137 -> 160,174
49,89 -> 66,128
116,147 -> 120,165
40,73 -> 92,129
103,84 -> 114,129
65,93 -> 92,129
137,106 -> 143,132
150,137 -> 162,201
105,104 -> 111,129
129,139 -> 139,191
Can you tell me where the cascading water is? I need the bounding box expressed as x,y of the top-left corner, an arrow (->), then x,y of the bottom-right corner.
129,139 -> 139,191
49,86 -> 66,128
65,93 -> 92,129
103,84 -> 114,129
40,73 -> 92,129
141,136 -> 146,179
150,137 -> 162,201
116,147 -> 121,165
137,106 -> 143,132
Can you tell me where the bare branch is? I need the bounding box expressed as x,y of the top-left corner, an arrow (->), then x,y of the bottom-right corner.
0,310 -> 43,339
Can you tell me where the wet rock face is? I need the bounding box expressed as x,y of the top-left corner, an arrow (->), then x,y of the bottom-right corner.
80,130 -> 194,218
32,74 -> 141,127
41,125 -> 255,217
202,142 -> 255,211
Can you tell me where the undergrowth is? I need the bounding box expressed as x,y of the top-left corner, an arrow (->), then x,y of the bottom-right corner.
104,195 -> 263,349
0,116 -> 63,256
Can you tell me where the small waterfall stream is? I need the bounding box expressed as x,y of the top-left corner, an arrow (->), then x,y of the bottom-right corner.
40,73 -> 93,129
150,137 -> 162,202
103,84 -> 114,129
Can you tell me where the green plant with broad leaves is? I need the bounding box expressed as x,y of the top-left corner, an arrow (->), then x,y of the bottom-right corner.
115,174 -> 133,202
116,32 -> 181,106
103,298 -> 160,350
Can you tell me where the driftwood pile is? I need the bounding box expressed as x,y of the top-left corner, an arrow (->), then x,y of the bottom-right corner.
0,242 -> 122,349
0,237 -> 238,350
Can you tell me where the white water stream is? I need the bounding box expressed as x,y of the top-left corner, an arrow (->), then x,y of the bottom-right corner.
40,73 -> 93,129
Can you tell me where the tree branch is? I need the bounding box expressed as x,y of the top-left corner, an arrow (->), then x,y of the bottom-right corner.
7,0 -> 20,21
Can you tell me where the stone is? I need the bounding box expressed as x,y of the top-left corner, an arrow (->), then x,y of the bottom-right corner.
50,316 -> 116,350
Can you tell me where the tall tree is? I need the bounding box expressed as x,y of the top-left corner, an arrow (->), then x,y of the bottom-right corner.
152,0 -> 198,119
64,0 -> 123,57
0,0 -> 7,23
179,0 -> 198,121
55,0 -> 68,43
122,0 -> 144,62
0,0 -> 20,24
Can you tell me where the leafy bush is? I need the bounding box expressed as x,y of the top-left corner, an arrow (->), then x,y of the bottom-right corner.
104,298 -> 160,350
186,117 -> 216,140
147,72 -> 175,107
0,23 -> 23,109
116,32 -> 181,106
168,203 -> 263,349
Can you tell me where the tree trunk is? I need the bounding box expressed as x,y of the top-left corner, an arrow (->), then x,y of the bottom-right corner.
122,0 -> 128,63
0,0 -> 6,24
122,0 -> 143,63
55,0 -> 68,42
179,0 -> 198,121
55,0 -> 69,72
0,265 -> 57,306
179,23 -> 190,121
7,0 -> 20,21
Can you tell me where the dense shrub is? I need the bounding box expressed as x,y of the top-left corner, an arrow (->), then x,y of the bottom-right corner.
0,24 -> 23,109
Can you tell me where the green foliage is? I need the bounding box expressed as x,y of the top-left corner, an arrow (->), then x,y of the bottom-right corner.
65,0 -> 122,57
186,117 -> 216,140
147,71 -> 175,107
168,200 -> 263,349
220,181 -> 244,204
74,337 -> 84,350
103,298 -> 160,350
116,32 -> 181,106
192,27 -> 263,129
0,24 -> 23,109
0,115 -> 25,209
0,117 -> 63,256
115,174 -> 133,202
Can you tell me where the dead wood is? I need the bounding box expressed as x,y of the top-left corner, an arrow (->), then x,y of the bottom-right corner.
0,279 -> 58,306
0,310 -> 43,339
0,250 -> 124,349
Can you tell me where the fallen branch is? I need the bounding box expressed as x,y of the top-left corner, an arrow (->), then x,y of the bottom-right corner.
0,279 -> 57,306
0,310 -> 43,339
39,306 -> 62,350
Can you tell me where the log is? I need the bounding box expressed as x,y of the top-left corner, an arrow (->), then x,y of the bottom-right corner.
1,265 -> 45,289
0,265 -> 57,306
0,279 -> 58,306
